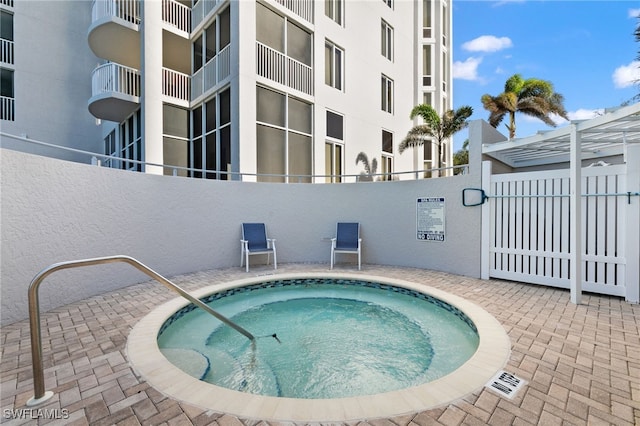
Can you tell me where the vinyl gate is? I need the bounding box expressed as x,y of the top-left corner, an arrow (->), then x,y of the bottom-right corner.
483,163 -> 630,297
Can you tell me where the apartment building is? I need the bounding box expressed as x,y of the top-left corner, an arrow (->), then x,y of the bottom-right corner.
0,0 -> 103,161
1,0 -> 452,181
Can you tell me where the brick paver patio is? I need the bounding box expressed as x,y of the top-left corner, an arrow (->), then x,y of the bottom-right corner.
1,263 -> 639,425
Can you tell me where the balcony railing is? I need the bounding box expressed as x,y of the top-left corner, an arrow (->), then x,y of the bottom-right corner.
1,96 -> 15,121
273,0 -> 314,23
92,0 -> 140,25
256,42 -> 313,96
192,0 -> 220,31
0,0 -> 14,7
163,68 -> 190,102
192,44 -> 231,100
91,62 -> 141,98
162,0 -> 190,33
1,39 -> 13,64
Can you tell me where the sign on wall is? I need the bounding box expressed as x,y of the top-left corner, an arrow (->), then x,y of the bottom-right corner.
417,197 -> 445,241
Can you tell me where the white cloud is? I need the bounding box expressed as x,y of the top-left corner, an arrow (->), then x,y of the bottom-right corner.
629,8 -> 640,18
462,35 -> 513,53
453,57 -> 482,81
567,109 -> 604,121
612,61 -> 640,88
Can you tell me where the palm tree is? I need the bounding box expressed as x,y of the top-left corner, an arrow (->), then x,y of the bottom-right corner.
453,139 -> 469,175
355,152 -> 377,182
481,74 -> 568,139
399,104 -> 473,173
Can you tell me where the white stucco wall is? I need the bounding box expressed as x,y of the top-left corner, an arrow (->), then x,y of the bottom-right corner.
1,148 -> 482,325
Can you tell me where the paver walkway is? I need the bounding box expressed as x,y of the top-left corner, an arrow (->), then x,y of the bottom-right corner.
1,263 -> 639,425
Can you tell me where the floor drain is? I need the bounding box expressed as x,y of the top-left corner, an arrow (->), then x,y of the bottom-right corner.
486,371 -> 525,399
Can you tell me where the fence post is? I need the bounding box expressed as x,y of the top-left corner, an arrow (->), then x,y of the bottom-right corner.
480,161 -> 491,280
625,143 -> 640,303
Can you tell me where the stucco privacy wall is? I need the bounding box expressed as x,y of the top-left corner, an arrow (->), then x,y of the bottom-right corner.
1,148 -> 483,325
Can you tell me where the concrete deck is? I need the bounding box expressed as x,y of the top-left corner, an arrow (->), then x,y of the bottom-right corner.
1,263 -> 639,425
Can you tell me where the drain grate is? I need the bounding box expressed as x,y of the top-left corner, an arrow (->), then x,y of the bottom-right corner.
486,371 -> 526,399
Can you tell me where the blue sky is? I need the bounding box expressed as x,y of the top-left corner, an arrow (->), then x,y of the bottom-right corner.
451,0 -> 640,150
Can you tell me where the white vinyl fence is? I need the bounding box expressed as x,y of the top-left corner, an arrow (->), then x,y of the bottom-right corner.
482,162 -> 636,298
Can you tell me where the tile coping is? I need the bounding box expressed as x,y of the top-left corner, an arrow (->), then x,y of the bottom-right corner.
126,272 -> 511,422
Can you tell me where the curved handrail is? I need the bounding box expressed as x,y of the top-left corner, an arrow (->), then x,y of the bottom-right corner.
27,255 -> 254,406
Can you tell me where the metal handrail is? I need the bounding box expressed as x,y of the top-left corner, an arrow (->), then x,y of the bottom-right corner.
26,255 -> 254,406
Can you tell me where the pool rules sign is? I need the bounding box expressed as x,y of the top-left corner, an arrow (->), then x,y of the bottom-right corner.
417,197 -> 445,241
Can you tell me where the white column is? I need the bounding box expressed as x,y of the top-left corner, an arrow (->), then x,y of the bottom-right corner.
625,143 -> 640,303
141,0 -> 164,175
569,124 -> 582,304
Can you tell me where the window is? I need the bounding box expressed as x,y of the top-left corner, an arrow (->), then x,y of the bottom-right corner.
325,0 -> 342,25
381,130 -> 393,181
383,0 -> 392,8
256,86 -> 312,183
381,20 -> 393,61
423,139 -> 433,178
381,74 -> 393,113
118,110 -> 142,171
1,10 -> 14,64
325,111 -> 344,183
325,40 -> 343,90
163,105 -> 189,176
193,6 -> 230,73
422,0 -> 432,38
0,67 -> 14,120
191,87 -> 231,179
103,130 -> 117,168
422,45 -> 432,86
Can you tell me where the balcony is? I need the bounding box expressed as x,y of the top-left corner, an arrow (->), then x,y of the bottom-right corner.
191,44 -> 230,100
1,95 -> 14,121
89,63 -> 191,121
89,62 -> 140,122
88,0 -> 190,70
1,38 -> 14,65
88,0 -> 141,69
256,42 -> 313,96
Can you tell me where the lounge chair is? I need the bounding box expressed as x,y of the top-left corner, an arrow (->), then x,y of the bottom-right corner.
241,223 -> 277,272
331,222 -> 361,270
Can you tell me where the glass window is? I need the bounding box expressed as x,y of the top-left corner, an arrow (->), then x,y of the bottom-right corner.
256,86 -> 313,183
205,21 -> 217,61
325,142 -> 343,183
325,0 -> 342,25
381,75 -> 393,113
256,124 -> 286,183
193,35 -> 203,72
325,40 -> 343,90
288,96 -> 312,134
257,86 -> 285,127
0,68 -> 14,97
163,105 -> 189,138
326,111 -> 343,140
422,45 -> 432,86
256,3 -> 284,53
1,11 -> 13,41
287,21 -> 312,66
382,130 -> 393,154
288,133 -> 312,183
219,7 -> 230,49
383,0 -> 392,8
381,20 -> 393,61
423,0 -> 432,38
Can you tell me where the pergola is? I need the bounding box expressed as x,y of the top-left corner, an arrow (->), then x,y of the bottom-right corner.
481,102 -> 640,304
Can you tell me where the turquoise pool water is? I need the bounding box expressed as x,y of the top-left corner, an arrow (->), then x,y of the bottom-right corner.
157,278 -> 479,399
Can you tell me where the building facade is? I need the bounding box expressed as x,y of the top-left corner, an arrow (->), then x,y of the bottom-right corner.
0,0 -> 104,161
2,0 -> 452,181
